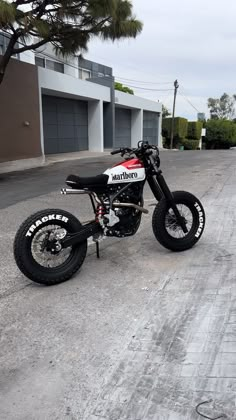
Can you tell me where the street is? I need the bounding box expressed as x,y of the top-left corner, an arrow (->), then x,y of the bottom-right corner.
0,150 -> 236,420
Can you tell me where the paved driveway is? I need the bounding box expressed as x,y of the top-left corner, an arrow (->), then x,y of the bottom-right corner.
0,151 -> 236,420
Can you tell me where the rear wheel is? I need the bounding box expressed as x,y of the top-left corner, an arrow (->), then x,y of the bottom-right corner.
14,209 -> 87,285
152,191 -> 205,251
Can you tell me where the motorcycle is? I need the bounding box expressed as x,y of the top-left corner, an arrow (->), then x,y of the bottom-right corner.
14,141 -> 205,285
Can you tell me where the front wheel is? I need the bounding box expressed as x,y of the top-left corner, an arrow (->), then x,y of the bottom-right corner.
152,191 -> 205,252
14,209 -> 87,285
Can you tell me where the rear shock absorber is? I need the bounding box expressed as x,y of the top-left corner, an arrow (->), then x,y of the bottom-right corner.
95,205 -> 106,259
96,205 -> 106,227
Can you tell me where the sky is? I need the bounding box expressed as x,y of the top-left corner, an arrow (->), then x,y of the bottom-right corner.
86,0 -> 236,120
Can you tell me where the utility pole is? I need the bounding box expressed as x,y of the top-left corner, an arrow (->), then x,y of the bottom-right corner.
170,79 -> 179,149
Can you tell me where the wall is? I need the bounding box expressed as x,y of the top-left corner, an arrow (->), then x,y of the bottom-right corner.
0,58 -> 42,162
89,76 -> 115,148
115,90 -> 162,113
143,111 -> 160,145
79,57 -> 113,78
35,43 -> 79,78
38,67 -> 111,102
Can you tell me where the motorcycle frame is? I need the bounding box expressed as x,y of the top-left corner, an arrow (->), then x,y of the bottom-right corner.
60,151 -> 187,249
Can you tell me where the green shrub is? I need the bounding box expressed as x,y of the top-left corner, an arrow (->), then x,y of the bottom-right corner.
205,120 -> 236,149
162,117 -> 188,147
179,139 -> 200,150
175,117 -> 188,139
162,137 -> 167,148
187,121 -> 203,140
162,136 -> 178,149
115,82 -> 134,95
162,118 -> 171,139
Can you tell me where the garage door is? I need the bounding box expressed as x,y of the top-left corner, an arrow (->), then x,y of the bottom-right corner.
115,108 -> 131,148
143,111 -> 159,145
42,96 -> 88,154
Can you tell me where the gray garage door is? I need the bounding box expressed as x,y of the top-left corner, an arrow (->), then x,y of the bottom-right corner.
42,96 -> 88,154
143,111 -> 159,145
115,108 -> 131,148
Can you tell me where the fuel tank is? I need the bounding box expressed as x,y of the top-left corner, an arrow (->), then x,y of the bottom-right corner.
104,158 -> 145,184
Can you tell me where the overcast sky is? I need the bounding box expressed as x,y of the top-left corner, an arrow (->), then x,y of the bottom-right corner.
86,0 -> 236,120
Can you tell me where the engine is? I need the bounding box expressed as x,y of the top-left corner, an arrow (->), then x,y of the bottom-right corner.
98,181 -> 144,237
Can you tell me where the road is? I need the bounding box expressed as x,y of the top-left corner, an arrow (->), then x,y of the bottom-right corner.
0,150 -> 236,420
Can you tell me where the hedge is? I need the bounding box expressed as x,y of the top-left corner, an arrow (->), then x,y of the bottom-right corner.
187,121 -> 203,140
179,139 -> 200,150
205,120 -> 236,149
162,117 -> 188,140
163,137 -> 199,150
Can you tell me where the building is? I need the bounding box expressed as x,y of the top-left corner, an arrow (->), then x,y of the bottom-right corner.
0,36 -> 162,170
197,113 -> 206,122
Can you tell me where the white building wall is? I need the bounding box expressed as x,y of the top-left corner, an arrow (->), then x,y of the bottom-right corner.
19,50 -> 35,64
131,109 -> 143,148
115,90 -> 162,113
37,67 -> 162,154
88,101 -> 104,152
38,67 -> 110,102
64,56 -> 79,78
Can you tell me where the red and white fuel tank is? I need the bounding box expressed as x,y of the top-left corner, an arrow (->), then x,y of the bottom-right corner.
104,158 -> 145,184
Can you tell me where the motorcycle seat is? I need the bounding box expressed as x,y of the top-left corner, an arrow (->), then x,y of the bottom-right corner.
66,174 -> 109,191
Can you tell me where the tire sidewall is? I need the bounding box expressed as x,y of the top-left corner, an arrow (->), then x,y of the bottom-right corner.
14,209 -> 87,282
152,191 -> 205,251
164,193 -> 205,243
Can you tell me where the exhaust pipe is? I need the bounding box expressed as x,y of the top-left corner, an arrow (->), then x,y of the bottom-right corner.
113,203 -> 149,214
61,189 -> 148,214
61,188 -> 90,195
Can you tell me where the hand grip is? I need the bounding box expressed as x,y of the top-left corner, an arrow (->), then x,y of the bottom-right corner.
111,149 -> 122,155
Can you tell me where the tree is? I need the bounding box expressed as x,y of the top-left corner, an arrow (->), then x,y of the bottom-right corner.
115,81 -> 133,94
207,93 -> 236,120
162,105 -> 171,118
0,0 -> 142,85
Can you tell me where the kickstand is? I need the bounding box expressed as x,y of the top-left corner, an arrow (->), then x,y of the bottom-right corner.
96,241 -> 100,259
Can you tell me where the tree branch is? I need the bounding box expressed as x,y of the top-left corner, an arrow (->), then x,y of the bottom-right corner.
13,38 -> 50,54
13,0 -> 33,5
0,32 -> 19,84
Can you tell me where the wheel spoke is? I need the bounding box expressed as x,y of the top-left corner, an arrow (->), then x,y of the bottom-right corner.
31,224 -> 72,268
165,204 -> 193,239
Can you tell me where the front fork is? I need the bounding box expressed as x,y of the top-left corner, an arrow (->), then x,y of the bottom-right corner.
155,170 -> 188,234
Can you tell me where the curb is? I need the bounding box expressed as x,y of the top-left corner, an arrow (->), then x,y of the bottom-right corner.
0,152 -> 111,176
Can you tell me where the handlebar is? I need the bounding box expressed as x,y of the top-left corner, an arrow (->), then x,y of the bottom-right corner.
110,142 -> 159,158
110,148 -> 122,155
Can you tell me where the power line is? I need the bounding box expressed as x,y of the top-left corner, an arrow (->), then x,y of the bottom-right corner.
1,29 -> 178,91
118,85 -> 173,91
40,49 -> 174,91
26,48 -> 174,91
114,76 -> 173,85
179,91 -> 200,113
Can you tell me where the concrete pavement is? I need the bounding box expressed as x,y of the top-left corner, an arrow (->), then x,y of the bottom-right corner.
0,151 -> 236,419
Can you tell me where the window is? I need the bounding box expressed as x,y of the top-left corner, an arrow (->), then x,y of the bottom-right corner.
79,68 -> 91,80
35,56 -> 64,73
46,59 -> 64,73
35,56 -> 45,68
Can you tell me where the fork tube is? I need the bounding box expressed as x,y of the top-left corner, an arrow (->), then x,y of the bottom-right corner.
156,171 -> 188,234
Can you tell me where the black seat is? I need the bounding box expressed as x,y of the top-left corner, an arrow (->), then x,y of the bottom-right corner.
66,174 -> 109,191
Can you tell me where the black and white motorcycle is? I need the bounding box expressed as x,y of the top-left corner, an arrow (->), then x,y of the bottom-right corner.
14,141 -> 205,285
